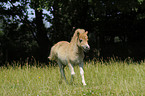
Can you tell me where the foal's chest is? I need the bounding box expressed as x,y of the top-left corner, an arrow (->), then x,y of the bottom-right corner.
69,54 -> 84,65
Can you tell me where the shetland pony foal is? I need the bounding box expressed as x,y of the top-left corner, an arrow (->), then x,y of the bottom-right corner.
48,29 -> 90,85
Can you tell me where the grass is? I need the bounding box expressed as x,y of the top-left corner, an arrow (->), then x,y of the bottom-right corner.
1,60 -> 145,96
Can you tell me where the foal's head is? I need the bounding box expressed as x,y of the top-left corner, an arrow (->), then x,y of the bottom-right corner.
75,29 -> 90,52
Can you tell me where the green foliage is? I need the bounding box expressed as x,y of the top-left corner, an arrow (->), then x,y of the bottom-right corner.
30,0 -> 53,10
1,61 -> 145,95
138,0 -> 144,4
0,31 -> 4,37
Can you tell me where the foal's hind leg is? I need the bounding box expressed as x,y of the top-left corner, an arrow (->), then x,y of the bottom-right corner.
58,60 -> 67,84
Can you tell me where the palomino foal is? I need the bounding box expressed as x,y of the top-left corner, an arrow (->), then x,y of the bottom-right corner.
48,29 -> 90,85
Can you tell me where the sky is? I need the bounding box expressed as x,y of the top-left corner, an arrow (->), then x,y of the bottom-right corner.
1,1 -> 52,28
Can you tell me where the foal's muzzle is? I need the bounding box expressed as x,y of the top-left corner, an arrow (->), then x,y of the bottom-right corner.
82,44 -> 90,52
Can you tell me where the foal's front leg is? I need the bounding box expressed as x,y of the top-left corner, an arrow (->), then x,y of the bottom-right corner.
68,62 -> 75,83
79,62 -> 86,86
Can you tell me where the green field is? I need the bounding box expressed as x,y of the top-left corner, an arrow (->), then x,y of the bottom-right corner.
1,60 -> 145,96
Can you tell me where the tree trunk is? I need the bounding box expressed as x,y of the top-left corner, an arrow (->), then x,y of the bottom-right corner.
35,9 -> 52,63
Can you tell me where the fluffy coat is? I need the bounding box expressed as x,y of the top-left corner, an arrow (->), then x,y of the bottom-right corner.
48,29 -> 90,85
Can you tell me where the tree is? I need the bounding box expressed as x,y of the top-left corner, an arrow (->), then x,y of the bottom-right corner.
0,0 -> 53,63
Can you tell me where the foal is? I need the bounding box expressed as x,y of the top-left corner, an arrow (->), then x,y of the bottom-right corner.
48,29 -> 90,85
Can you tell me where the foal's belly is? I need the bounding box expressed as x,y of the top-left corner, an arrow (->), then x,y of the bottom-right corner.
57,54 -> 82,65
70,58 -> 83,65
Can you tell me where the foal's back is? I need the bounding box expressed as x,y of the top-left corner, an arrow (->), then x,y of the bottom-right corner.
49,41 -> 70,63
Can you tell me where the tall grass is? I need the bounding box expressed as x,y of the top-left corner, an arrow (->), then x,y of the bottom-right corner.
1,60 -> 145,96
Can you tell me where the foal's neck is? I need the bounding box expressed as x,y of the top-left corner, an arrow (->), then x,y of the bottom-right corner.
70,36 -> 83,54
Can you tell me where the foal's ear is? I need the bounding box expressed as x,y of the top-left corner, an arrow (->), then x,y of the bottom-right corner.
86,31 -> 88,34
77,31 -> 80,37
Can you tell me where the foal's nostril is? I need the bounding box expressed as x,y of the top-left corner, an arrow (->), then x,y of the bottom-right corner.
86,46 -> 89,49
87,46 -> 90,50
82,45 -> 90,51
84,45 -> 90,50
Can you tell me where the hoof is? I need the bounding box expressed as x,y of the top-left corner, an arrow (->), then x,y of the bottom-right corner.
71,72 -> 75,75
83,83 -> 87,86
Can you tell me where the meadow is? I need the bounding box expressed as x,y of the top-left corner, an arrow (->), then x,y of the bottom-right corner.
1,59 -> 145,96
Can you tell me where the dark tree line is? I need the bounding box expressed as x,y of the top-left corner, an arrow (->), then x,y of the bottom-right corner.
0,0 -> 145,65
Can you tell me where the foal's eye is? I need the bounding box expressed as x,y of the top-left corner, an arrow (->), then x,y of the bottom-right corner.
79,39 -> 83,43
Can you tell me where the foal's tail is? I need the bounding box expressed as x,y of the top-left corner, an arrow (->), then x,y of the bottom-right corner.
48,45 -> 57,61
